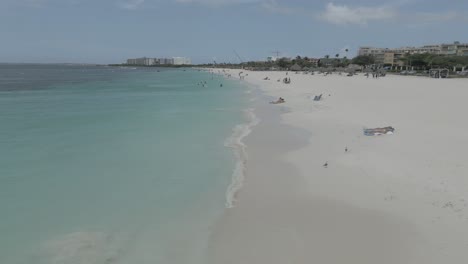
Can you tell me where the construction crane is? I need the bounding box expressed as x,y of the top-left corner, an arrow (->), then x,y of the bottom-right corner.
272,50 -> 281,58
233,50 -> 244,63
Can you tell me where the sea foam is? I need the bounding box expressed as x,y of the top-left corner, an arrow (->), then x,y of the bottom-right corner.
224,108 -> 260,208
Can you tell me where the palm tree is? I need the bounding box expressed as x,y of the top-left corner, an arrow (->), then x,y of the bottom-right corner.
335,54 -> 340,58
342,56 -> 348,65
325,55 -> 330,59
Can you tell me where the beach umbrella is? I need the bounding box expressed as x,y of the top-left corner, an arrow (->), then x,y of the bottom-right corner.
290,64 -> 302,71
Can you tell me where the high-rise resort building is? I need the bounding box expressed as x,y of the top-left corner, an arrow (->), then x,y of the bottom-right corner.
357,41 -> 468,66
172,57 -> 192,65
126,57 -> 191,66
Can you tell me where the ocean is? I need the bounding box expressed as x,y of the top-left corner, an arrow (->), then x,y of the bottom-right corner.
0,64 -> 252,264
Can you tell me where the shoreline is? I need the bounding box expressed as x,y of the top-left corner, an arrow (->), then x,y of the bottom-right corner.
208,69 -> 468,263
224,107 -> 260,208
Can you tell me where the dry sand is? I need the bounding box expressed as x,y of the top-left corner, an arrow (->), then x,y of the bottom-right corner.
208,69 -> 468,263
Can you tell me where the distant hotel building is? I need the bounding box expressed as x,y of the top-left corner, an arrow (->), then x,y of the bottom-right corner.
126,57 -> 191,66
358,41 -> 468,66
267,56 -> 320,67
172,57 -> 191,65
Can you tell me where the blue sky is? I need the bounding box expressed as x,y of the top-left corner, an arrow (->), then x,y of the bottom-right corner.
1,0 -> 467,64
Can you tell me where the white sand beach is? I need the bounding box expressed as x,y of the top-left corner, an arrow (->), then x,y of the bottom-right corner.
208,70 -> 468,263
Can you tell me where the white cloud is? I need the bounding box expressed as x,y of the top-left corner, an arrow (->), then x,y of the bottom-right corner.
118,0 -> 145,10
319,3 -> 396,25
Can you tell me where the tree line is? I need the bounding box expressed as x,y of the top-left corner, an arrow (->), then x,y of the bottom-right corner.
127,53 -> 467,71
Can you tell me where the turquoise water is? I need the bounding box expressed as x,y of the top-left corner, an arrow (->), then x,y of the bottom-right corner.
0,65 -> 248,264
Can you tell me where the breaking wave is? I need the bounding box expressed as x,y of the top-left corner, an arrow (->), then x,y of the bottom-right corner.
224,108 -> 260,208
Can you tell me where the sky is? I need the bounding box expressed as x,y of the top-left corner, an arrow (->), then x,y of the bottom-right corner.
0,0 -> 467,64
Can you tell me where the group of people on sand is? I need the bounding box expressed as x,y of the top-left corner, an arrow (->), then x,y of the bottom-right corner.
365,70 -> 385,79
270,97 -> 285,104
